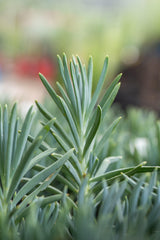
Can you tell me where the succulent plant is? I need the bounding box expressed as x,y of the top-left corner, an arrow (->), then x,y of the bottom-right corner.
1,54 -> 160,239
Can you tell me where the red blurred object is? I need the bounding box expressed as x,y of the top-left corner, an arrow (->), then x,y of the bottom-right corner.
14,55 -> 56,81
38,57 -> 54,79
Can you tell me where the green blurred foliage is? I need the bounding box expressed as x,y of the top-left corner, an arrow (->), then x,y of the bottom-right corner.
0,0 -> 160,84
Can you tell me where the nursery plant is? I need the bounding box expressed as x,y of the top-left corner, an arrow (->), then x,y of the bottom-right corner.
1,53 -> 160,239
36,54 -> 160,197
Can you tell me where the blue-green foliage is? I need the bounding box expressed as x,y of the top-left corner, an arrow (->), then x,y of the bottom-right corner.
1,54 -> 160,239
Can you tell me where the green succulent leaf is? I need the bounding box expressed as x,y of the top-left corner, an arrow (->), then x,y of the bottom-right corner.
5,103 -> 17,187
85,56 -> 108,120
94,116 -> 122,155
35,100 -> 54,120
87,56 -> 93,103
62,54 -> 77,112
101,83 -> 121,119
83,105 -> 102,157
99,73 -> 122,108
56,82 -> 71,110
39,73 -> 64,114
2,105 -> 8,180
77,56 -> 89,114
58,96 -> 80,148
11,106 -> 34,176
70,60 -> 82,129
12,148 -> 74,206
90,162 -> 147,183
7,119 -> 54,201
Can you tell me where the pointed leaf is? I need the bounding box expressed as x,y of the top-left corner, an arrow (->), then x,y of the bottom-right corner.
100,73 -> 122,108
101,83 -> 121,119
56,82 -> 71,108
77,56 -> 88,113
86,56 -> 108,119
35,102 -> 74,149
8,120 -> 54,200
35,100 -> 54,120
50,130 -> 82,177
70,60 -> 82,129
5,103 -> 17,187
0,106 -> 3,177
24,148 -> 56,175
94,116 -> 122,155
62,54 -> 77,112
58,96 -> 80,148
95,156 -> 122,177
90,162 -> 147,183
12,148 -> 74,206
83,105 -> 102,157
39,73 -> 65,114
11,106 -> 34,175
87,56 -> 93,103
7,136 -> 43,201
3,105 -> 8,176
13,168 -> 60,208
32,164 -> 79,192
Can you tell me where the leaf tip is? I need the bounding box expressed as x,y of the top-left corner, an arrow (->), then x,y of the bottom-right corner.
97,104 -> 102,112
105,55 -> 109,62
39,72 -> 43,77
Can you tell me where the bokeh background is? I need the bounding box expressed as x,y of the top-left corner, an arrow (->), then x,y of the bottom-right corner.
0,0 -> 160,113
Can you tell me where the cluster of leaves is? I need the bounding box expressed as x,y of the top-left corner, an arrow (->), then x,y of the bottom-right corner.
98,106 -> 160,167
1,173 -> 160,240
0,54 -> 160,239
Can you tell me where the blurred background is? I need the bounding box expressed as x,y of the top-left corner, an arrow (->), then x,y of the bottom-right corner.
0,0 -> 160,113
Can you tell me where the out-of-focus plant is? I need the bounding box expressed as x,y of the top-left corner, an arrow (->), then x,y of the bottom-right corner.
3,172 -> 160,240
102,107 -> 160,167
